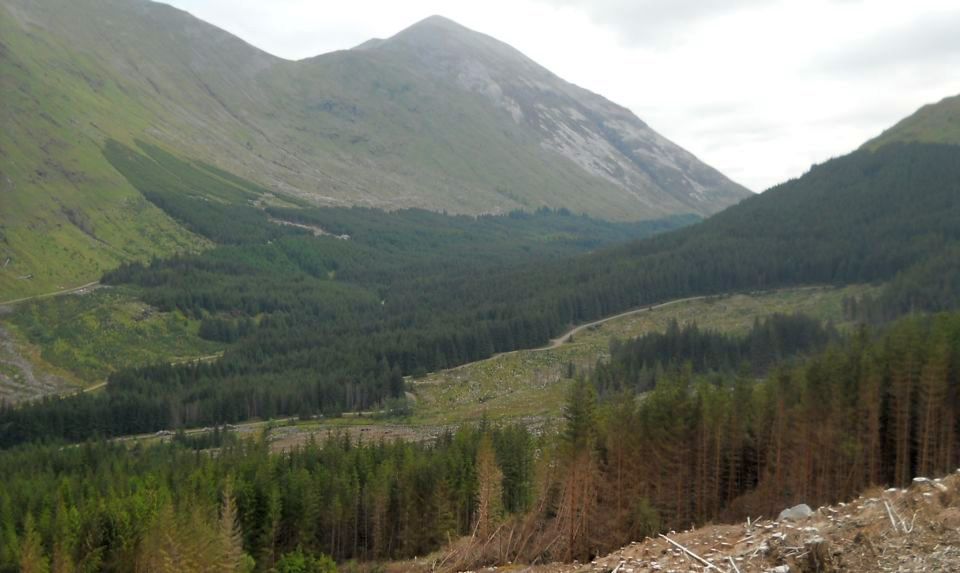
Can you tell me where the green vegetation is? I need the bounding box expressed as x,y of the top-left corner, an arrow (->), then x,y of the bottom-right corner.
0,0 -> 207,300
5,140 -> 960,446
843,246 -> 960,324
0,424 -> 536,571
0,139 -> 696,445
3,24 -> 960,567
409,286 -> 872,425
4,3 -> 960,573
590,312 -> 838,396
102,140 -> 291,246
866,94 -> 960,149
89,287 -> 867,449
461,311 -> 960,567
5,309 -> 960,571
6,287 -> 223,384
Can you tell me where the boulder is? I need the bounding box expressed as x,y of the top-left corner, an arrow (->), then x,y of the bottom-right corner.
778,503 -> 814,521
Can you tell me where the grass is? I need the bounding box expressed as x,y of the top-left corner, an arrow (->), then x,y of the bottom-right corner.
866,94 -> 960,150
406,285 -> 876,425
0,4 -> 206,300
4,287 -> 224,384
0,284 -> 879,432
5,284 -> 875,425
97,285 -> 875,448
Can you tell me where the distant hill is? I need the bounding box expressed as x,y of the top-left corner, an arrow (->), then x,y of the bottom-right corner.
0,0 -> 749,298
865,94 -> 960,149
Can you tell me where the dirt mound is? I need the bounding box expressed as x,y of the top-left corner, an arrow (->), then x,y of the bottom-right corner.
472,471 -> 960,573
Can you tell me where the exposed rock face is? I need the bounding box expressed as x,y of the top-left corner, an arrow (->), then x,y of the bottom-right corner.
369,16 -> 751,217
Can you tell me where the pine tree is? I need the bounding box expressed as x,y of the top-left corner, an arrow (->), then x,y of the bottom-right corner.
916,339 -> 950,477
51,501 -> 77,573
473,435 -> 504,538
257,486 -> 282,569
0,495 -> 20,572
857,352 -> 884,488
19,513 -> 50,573
218,479 -> 249,573
562,378 -> 597,453
889,322 -> 921,485
557,377 -> 600,561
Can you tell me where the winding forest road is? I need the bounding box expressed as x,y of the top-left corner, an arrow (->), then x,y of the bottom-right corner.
540,285 -> 827,352
441,285 -> 829,374
441,294 -> 715,374
542,295 -> 711,350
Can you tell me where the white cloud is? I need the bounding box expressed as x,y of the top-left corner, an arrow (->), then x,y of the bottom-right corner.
162,0 -> 960,192
535,0 -> 771,46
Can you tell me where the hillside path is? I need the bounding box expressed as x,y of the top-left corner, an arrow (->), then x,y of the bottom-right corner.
0,281 -> 101,308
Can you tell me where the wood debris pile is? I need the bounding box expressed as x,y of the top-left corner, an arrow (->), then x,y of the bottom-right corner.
471,471 -> 960,573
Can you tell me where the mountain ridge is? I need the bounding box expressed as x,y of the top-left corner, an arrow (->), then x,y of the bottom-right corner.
364,14 -> 748,213
0,0 -> 748,298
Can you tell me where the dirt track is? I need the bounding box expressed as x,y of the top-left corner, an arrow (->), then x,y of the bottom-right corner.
0,281 -> 101,308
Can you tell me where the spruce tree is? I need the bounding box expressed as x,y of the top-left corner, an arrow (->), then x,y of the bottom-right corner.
19,513 -> 49,573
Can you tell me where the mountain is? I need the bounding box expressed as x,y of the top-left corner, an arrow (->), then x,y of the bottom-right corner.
865,94 -> 960,149
0,0 -> 749,299
355,16 -> 748,214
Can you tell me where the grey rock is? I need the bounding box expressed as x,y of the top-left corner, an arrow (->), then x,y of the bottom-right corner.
778,503 -> 814,521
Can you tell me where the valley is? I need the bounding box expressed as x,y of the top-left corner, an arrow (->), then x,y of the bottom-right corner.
407,284 -> 869,427
23,284 -> 869,450
1,1 -> 959,572
3,103 -> 960,570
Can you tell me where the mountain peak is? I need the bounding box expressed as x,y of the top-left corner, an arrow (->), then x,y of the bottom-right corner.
351,14 -> 750,213
407,14 -> 466,31
365,13 -> 526,60
353,15 -> 476,52
393,14 -> 482,41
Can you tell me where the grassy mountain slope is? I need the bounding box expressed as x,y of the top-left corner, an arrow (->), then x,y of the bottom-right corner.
0,2 -> 208,299
865,94 -> 960,148
0,0 -> 749,299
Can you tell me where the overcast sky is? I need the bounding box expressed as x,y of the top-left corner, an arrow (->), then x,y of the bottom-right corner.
164,0 -> 960,192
